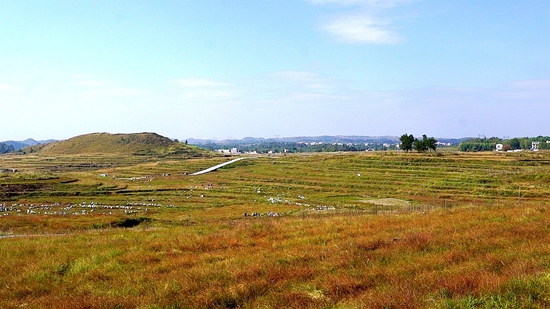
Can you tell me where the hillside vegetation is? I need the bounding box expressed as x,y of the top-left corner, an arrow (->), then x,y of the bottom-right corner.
25,132 -> 212,158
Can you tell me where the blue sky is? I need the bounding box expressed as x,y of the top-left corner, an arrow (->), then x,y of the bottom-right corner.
1,0 -> 549,141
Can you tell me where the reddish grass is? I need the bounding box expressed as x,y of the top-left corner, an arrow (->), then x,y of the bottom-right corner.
2,204 -> 550,308
3,152 -> 550,308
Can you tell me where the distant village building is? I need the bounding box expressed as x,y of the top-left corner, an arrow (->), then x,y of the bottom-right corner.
532,141 -> 540,151
217,148 -> 238,154
496,144 -> 504,152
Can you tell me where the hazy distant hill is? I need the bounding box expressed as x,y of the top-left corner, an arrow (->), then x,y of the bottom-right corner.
27,132 -> 212,158
0,143 -> 14,154
187,135 -> 402,145
187,135 -> 466,145
1,138 -> 57,151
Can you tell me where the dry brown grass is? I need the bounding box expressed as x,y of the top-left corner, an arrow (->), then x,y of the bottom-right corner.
2,151 -> 550,308
1,204 -> 550,308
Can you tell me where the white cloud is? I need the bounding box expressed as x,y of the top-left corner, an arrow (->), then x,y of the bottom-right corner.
324,15 -> 400,44
306,0 -> 410,44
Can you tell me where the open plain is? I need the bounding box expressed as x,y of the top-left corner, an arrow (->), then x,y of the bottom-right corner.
2,149 -> 550,308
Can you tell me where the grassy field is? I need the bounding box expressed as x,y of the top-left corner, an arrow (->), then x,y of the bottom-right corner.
1,150 -> 550,308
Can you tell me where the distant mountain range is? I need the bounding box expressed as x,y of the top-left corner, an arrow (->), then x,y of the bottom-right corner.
1,138 -> 57,150
1,134 -> 469,155
187,136 -> 467,145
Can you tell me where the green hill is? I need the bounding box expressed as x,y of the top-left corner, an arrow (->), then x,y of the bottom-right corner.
28,132 -> 212,158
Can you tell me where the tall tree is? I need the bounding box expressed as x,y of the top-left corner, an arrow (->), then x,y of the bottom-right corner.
414,134 -> 437,152
414,135 -> 428,152
426,136 -> 437,152
400,133 -> 414,152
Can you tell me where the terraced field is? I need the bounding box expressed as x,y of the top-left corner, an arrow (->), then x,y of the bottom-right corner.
1,151 -> 550,308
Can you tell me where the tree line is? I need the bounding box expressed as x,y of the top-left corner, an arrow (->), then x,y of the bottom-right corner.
200,141 -> 398,154
458,136 -> 550,152
399,134 -> 437,152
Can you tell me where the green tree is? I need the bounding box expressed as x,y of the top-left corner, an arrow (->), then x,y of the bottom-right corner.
400,133 -> 414,152
458,137 -> 499,152
539,140 -> 550,150
508,138 -> 520,150
426,136 -> 437,152
414,135 -> 428,152
519,138 -> 531,150
414,135 -> 437,152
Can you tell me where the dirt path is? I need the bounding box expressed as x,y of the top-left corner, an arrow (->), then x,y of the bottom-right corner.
190,157 -> 251,175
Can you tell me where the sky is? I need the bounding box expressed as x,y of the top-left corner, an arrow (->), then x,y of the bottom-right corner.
1,0 -> 549,141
